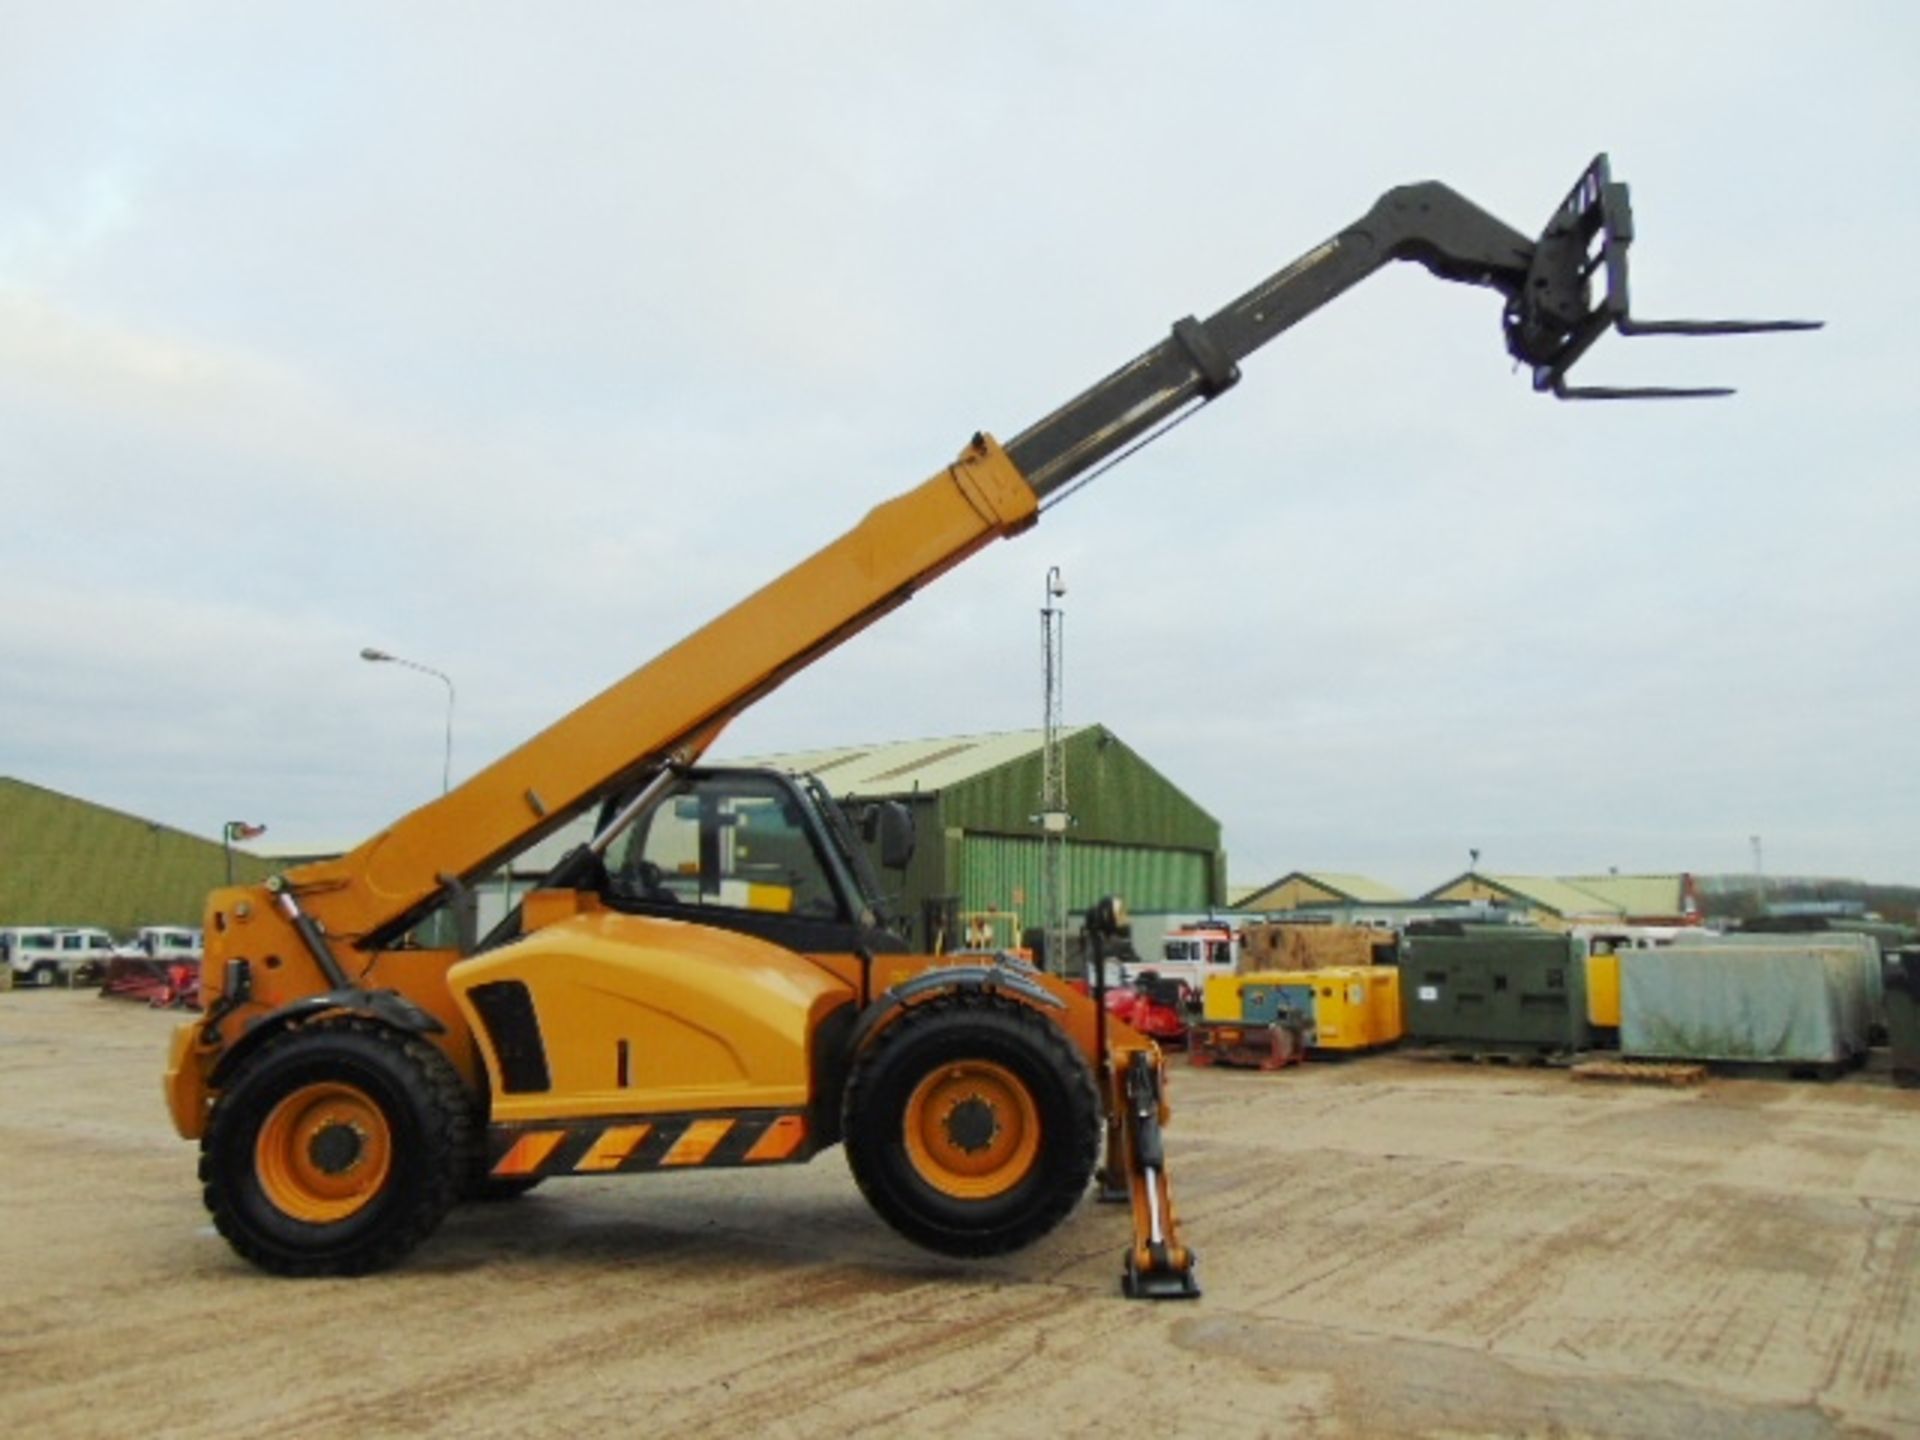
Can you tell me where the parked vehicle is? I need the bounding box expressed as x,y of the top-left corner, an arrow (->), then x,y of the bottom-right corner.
1133,923 -> 1237,996
1,926 -> 119,986
124,927 -> 203,962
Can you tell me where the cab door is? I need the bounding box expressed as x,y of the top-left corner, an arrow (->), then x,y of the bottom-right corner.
600,770 -> 907,999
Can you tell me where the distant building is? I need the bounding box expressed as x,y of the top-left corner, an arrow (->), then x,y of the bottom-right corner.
0,777 -> 274,932
1419,871 -> 1701,931
1233,870 -> 1405,913
1557,873 -> 1702,926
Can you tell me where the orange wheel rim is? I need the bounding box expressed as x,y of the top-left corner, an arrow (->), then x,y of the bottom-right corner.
255,1081 -> 393,1223
902,1060 -> 1040,1200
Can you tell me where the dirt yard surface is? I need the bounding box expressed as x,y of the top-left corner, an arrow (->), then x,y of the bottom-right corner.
2,991 -> 1916,1439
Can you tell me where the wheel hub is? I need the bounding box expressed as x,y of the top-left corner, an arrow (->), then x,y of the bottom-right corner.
255,1081 -> 394,1223
308,1121 -> 367,1176
902,1060 -> 1042,1200
943,1096 -> 999,1153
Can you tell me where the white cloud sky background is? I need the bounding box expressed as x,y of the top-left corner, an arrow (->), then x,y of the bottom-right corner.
2,2 -> 1913,891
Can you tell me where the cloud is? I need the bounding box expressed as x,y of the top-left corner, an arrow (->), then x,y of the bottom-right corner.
3,2 -> 1916,889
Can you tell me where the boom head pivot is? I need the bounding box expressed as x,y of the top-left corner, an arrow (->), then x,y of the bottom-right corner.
1503,154 -> 1822,399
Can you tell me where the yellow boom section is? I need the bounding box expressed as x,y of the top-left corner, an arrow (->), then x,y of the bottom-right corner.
285,435 -> 1036,946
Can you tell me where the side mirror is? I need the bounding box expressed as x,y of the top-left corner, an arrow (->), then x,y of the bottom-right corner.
864,801 -> 916,870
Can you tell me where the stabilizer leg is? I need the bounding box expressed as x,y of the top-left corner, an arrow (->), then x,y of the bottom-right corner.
1112,1049 -> 1200,1300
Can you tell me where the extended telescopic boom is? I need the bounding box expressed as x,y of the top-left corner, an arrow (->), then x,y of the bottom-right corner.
285,153 -> 1816,952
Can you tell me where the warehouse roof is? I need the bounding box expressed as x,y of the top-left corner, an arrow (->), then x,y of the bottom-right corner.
1423,871 -> 1627,919
1558,873 -> 1693,918
1236,870 -> 1406,908
726,727 -> 1091,798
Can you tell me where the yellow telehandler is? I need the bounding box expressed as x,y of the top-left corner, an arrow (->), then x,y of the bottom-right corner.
163,155 -> 1812,1298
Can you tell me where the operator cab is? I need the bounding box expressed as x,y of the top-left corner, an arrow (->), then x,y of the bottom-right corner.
589,767 -> 913,956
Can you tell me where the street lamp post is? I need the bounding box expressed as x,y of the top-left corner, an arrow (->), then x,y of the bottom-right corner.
360,647 -> 456,794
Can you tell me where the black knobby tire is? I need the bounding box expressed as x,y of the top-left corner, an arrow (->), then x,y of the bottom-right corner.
842,992 -> 1099,1258
200,1018 -> 475,1276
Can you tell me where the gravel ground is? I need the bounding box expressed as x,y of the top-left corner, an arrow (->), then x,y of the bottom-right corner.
2,991 -> 1917,1439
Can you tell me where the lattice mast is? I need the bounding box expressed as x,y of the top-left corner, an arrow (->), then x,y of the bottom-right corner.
1038,566 -> 1070,973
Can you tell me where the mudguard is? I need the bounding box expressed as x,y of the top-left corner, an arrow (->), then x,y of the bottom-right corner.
848,958 -> 1064,1055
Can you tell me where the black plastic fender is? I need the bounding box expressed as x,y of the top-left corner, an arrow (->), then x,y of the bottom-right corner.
847,959 -> 1065,1059
208,988 -> 446,1089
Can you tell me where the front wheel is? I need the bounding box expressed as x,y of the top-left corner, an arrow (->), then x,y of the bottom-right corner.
200,1019 -> 473,1275
842,993 -> 1099,1258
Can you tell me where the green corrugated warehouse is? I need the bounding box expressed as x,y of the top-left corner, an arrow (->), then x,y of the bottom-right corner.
0,777 -> 274,933
736,725 -> 1224,950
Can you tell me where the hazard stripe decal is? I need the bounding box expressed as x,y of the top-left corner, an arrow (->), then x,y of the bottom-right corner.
487,1110 -> 811,1180
493,1130 -> 565,1177
575,1124 -> 651,1172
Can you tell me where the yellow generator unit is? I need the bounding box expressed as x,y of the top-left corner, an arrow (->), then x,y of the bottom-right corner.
1205,967 -> 1401,1051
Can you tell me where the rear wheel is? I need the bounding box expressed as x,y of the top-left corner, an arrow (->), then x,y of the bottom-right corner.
200,1019 -> 472,1275
843,993 -> 1099,1257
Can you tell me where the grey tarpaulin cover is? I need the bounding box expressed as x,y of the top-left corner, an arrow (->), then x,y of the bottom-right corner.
1725,931 -> 1884,1031
1620,943 -> 1870,1064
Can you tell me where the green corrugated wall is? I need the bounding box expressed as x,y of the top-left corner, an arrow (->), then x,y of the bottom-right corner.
939,728 -> 1219,852
957,833 -> 1212,919
0,778 -> 275,932
828,726 -> 1222,949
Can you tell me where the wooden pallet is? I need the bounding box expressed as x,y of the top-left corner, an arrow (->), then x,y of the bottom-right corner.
1569,1059 -> 1708,1087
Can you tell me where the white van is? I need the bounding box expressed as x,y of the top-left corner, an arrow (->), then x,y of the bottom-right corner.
1,927 -> 118,986
126,927 -> 203,962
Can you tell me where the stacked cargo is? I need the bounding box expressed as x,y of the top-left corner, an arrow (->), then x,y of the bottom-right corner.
1398,924 -> 1590,1056
1618,942 -> 1870,1069
1237,922 -> 1395,974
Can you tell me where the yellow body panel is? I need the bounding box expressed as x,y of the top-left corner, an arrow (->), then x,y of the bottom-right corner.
448,911 -> 853,1123
164,1020 -> 211,1138
1586,951 -> 1621,1027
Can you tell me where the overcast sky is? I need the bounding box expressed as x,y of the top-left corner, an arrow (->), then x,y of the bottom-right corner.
3,2 -> 1913,892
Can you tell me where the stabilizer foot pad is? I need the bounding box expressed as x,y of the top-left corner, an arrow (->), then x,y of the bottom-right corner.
1122,1251 -> 1202,1301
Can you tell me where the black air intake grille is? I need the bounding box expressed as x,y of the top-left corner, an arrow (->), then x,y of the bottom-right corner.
468,980 -> 551,1094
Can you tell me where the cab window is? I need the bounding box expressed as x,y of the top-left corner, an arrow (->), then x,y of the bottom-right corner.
609,776 -> 846,922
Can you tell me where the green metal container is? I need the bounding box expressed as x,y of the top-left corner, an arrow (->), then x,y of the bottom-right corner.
1398,923 -> 1590,1053
1886,948 -> 1920,1089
